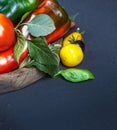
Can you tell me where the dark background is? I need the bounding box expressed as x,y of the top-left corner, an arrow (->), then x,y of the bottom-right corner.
0,0 -> 117,129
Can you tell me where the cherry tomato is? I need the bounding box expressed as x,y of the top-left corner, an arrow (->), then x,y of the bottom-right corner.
62,31 -> 83,47
59,44 -> 84,67
62,31 -> 85,51
0,13 -> 16,52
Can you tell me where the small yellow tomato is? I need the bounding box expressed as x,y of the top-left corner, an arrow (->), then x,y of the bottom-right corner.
59,44 -> 84,67
63,32 -> 82,46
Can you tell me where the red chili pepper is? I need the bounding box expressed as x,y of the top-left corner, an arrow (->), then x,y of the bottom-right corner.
0,44 -> 28,74
0,13 -> 28,74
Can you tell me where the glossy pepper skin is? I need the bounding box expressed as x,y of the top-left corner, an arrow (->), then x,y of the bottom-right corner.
0,0 -> 43,24
0,47 -> 18,74
21,0 -> 71,44
0,45 -> 28,74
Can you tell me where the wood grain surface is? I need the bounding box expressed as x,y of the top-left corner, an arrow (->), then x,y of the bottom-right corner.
0,67 -> 45,93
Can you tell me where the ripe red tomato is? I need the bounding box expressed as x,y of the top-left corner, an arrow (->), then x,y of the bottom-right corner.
0,13 -> 16,52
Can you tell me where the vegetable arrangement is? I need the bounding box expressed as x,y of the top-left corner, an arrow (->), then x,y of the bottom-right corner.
0,0 -> 95,83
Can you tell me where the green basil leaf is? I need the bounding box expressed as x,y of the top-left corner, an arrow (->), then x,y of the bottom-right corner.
55,68 -> 95,82
27,37 -> 60,76
14,29 -> 27,63
27,14 -> 55,37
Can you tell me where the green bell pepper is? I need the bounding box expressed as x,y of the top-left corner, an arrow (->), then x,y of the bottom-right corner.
0,0 -> 43,23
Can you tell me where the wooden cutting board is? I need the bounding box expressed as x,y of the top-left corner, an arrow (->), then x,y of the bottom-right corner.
0,39 -> 62,94
0,67 -> 45,93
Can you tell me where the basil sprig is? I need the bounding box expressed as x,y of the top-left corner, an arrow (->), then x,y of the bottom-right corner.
27,37 -> 60,77
55,68 -> 95,82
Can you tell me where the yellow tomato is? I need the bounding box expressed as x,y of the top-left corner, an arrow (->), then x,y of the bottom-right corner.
59,44 -> 84,67
63,32 -> 82,46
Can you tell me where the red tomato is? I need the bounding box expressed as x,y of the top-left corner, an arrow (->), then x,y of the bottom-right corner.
0,13 -> 16,52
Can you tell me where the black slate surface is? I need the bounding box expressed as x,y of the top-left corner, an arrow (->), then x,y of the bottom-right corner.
0,0 -> 117,129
